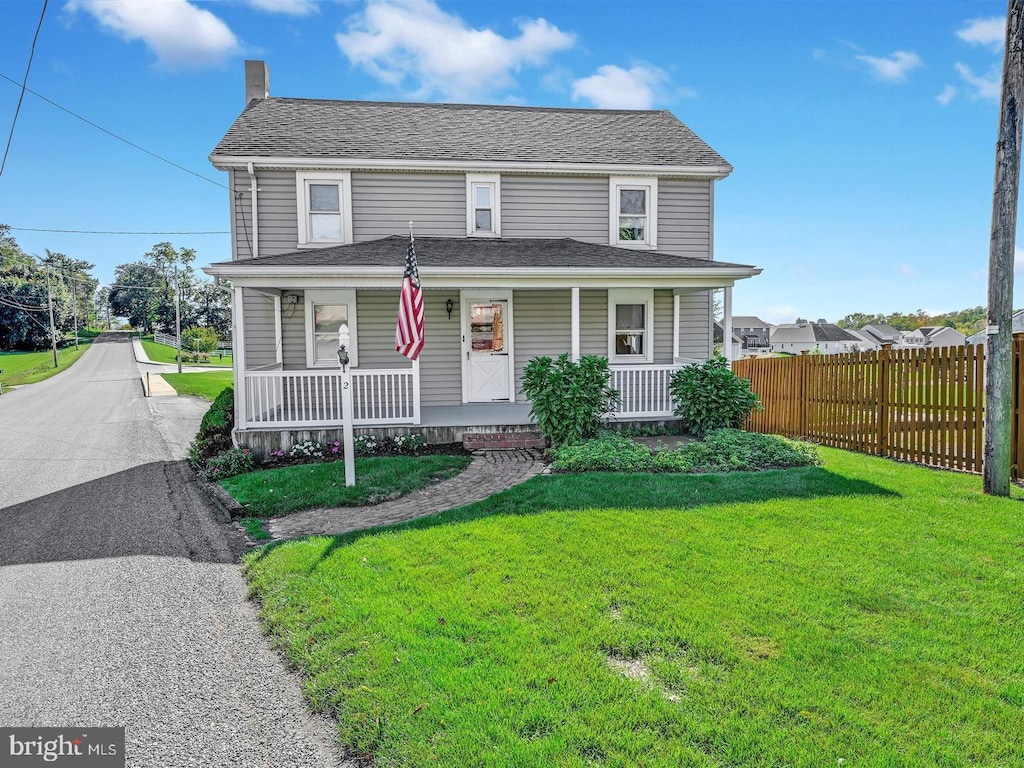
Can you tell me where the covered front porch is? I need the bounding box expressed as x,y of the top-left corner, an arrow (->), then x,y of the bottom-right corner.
204,236 -> 761,443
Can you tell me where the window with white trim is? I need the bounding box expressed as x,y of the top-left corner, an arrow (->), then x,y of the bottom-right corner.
296,171 -> 352,246
305,289 -> 358,368
608,289 -> 654,363
466,174 -> 500,236
609,177 -> 657,248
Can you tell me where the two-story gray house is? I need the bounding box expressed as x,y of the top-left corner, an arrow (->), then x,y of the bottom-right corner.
204,61 -> 761,451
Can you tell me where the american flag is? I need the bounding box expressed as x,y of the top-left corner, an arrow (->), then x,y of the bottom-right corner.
395,239 -> 425,360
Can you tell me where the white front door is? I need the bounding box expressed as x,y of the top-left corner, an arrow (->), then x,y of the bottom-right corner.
462,294 -> 514,402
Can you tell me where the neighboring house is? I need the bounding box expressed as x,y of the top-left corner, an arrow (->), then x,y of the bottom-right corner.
713,321 -> 743,360
732,315 -> 773,356
966,310 -> 1024,345
769,319 -> 864,355
860,323 -> 902,347
916,326 -> 967,348
203,61 -> 761,449
844,328 -> 880,351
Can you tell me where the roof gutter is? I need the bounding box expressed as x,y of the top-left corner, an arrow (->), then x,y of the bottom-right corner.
209,155 -> 733,180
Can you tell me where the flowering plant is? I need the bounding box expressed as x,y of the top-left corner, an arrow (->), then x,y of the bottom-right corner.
201,447 -> 255,481
289,440 -> 325,459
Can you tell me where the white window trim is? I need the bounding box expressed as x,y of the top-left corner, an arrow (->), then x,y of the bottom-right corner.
608,288 -> 654,364
609,176 -> 657,249
305,289 -> 358,368
296,171 -> 353,247
466,173 -> 501,237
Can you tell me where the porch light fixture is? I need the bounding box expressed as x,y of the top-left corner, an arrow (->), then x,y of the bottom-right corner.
445,298 -> 454,319
337,323 -> 351,371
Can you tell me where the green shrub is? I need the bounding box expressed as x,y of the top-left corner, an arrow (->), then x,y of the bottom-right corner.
182,325 -> 219,355
549,432 -> 654,473
201,446 -> 255,482
521,354 -> 619,447
654,429 -> 819,473
668,357 -> 761,437
189,386 -> 234,468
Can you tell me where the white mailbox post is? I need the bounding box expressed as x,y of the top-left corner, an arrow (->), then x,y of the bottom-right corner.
338,324 -> 356,487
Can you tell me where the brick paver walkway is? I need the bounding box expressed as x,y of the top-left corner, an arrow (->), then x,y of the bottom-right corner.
268,449 -> 546,540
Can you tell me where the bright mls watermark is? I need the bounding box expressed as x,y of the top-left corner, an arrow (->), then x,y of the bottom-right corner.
1,728 -> 124,767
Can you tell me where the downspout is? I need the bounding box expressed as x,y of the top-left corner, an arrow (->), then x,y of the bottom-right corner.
247,162 -> 259,260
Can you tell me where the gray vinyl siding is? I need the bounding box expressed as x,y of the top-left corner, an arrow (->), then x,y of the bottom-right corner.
231,169 -> 254,260
579,289 -> 608,357
512,289 -> 572,396
677,291 -> 711,359
256,170 -> 300,257
419,295 -> 462,406
501,176 -> 608,242
355,291 -> 412,370
351,172 -> 465,240
657,180 -> 711,258
242,289 -> 277,367
653,290 -> 674,363
281,294 -> 305,368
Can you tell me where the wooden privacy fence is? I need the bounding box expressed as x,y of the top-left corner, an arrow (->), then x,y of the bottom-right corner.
732,340 -> 1024,479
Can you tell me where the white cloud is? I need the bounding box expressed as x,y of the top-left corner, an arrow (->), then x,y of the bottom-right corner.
247,0 -> 318,14
571,64 -> 673,109
761,305 -> 799,325
855,50 -> 923,83
335,0 -> 574,101
955,62 -> 1001,100
65,0 -> 239,68
899,264 -> 919,278
936,84 -> 957,105
957,16 -> 1005,51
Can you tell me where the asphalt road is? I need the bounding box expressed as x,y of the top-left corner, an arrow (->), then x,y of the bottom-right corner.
0,333 -> 345,767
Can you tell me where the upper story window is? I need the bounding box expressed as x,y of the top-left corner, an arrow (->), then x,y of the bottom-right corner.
609,177 -> 657,248
296,171 -> 352,247
466,174 -> 501,237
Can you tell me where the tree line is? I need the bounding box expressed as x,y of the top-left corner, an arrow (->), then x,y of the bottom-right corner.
0,224 -> 230,351
835,307 -> 989,336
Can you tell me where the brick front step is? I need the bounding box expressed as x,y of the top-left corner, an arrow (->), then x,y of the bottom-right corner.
463,430 -> 546,450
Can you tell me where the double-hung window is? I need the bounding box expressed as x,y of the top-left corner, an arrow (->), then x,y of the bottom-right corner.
609,177 -> 657,248
296,171 -> 352,246
608,289 -> 654,363
466,174 -> 500,236
305,289 -> 358,368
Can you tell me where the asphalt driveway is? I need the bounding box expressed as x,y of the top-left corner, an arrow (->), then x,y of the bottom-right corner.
0,333 -> 344,767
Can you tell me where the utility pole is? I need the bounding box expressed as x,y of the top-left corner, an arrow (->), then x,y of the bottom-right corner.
984,0 -> 1024,496
44,266 -> 58,368
71,278 -> 79,350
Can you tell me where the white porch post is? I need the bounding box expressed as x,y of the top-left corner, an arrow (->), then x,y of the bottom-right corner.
673,293 -> 680,362
232,286 -> 248,430
411,358 -> 421,424
570,286 -> 580,361
273,294 -> 283,366
722,286 -> 734,362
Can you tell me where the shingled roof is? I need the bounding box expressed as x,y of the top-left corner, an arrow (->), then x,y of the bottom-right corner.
205,236 -> 758,274
210,98 -> 731,171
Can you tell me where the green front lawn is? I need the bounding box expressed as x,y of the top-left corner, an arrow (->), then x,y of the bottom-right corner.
0,340 -> 94,387
245,449 -> 1024,767
162,370 -> 233,400
139,334 -> 232,367
222,455 -> 471,517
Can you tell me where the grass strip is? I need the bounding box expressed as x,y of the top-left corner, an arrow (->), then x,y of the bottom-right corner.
0,340 -> 93,387
222,455 -> 471,517
245,448 -> 1024,767
162,370 -> 233,400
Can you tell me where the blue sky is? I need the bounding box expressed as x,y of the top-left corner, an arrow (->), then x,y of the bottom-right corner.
0,0 -> 1012,323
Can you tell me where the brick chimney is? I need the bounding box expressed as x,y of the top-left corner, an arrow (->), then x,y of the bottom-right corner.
245,60 -> 269,103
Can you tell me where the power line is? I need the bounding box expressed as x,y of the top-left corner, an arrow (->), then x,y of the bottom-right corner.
1,0 -> 48,177
0,71 -> 230,191
10,227 -> 229,235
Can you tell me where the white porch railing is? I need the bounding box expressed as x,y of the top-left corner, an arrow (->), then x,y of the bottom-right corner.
243,367 -> 418,428
610,364 -> 681,418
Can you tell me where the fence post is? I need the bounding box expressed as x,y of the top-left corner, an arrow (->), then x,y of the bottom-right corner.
876,347 -> 889,457
795,353 -> 808,437
1013,335 -> 1023,480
